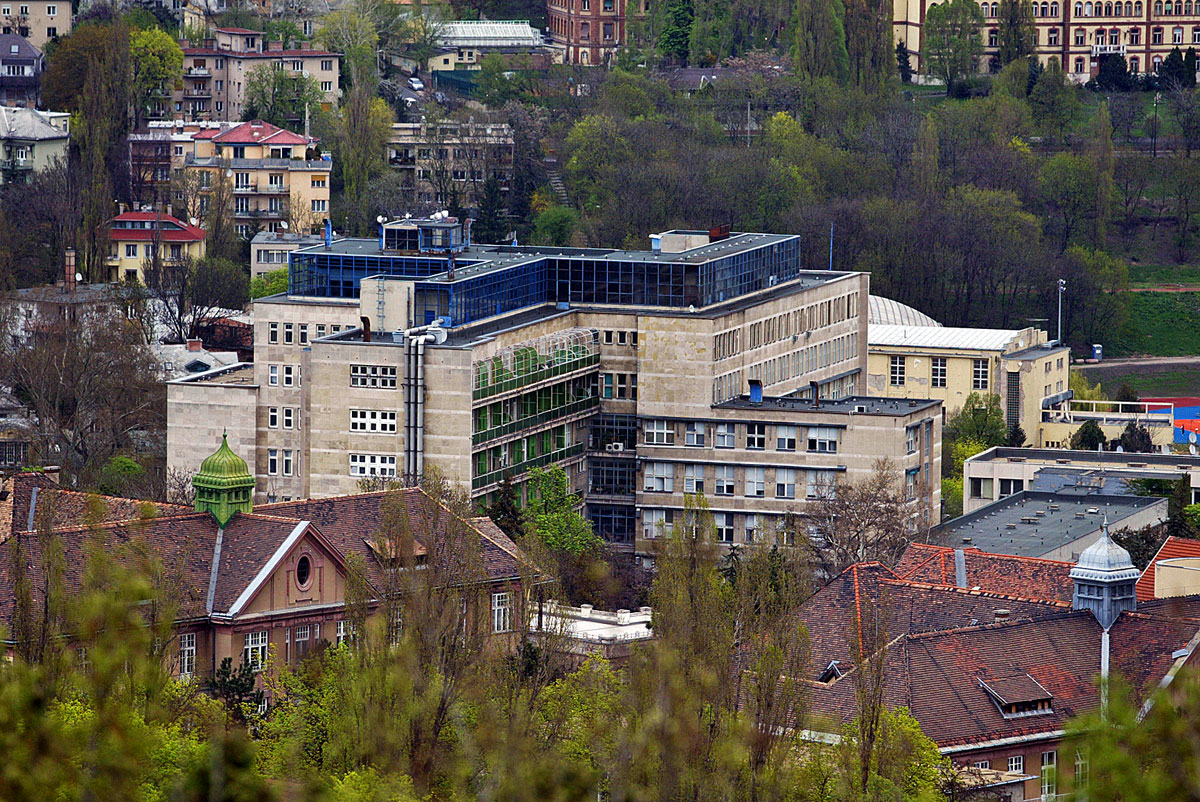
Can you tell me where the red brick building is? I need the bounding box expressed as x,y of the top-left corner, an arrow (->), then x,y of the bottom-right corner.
546,0 -> 648,65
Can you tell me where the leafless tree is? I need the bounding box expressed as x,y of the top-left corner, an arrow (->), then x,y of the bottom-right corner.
143,254 -> 248,342
803,459 -> 920,578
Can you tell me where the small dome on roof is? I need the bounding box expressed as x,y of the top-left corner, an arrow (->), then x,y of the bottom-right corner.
1070,516 -> 1139,582
196,433 -> 251,483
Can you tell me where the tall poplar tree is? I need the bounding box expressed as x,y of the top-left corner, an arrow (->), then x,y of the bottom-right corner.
790,0 -> 850,82
842,0 -> 894,89
996,0 -> 1036,65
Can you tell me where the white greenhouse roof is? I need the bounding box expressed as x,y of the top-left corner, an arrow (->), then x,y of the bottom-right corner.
438,20 -> 543,48
869,325 -> 1023,352
867,295 -> 941,327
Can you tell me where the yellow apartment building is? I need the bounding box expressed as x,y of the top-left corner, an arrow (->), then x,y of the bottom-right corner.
867,324 -> 1070,445
185,119 -> 331,239
0,0 -> 69,49
106,211 -> 207,284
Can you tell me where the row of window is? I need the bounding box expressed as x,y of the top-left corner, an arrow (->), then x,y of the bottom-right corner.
351,364 -> 397,388
350,408 -> 398,433
602,329 -> 638,347
889,355 -> 988,390
117,242 -> 186,261
745,292 -> 858,352
0,4 -> 45,15
476,426 -> 571,476
642,462 -> 838,499
266,448 -> 296,476
643,420 -> 840,452
641,509 -> 799,543
350,453 -> 396,477
601,372 -> 637,400
267,364 -> 301,387
256,248 -> 290,265
749,333 -> 859,389
266,321 -> 349,345
267,406 -> 300,430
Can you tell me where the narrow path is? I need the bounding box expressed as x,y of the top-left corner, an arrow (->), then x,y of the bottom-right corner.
1078,356 -> 1200,368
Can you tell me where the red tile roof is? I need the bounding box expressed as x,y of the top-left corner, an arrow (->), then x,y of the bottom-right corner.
215,26 -> 259,33
1137,536 -> 1200,601
110,212 -> 205,242
210,120 -> 310,146
897,543 -> 1076,603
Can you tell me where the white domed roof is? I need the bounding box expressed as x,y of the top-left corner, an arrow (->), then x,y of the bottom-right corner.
868,296 -> 942,327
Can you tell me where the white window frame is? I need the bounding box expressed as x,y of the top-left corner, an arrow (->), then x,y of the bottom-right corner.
1041,750 -> 1056,799
746,423 -> 765,450
684,464 -> 704,494
283,407 -> 295,429
268,407 -> 278,428
350,364 -> 398,388
492,591 -> 513,633
931,357 -> 946,388
1008,755 -> 1024,774
685,422 -> 705,447
645,419 -> 674,445
775,467 -> 797,499
349,453 -> 397,477
269,364 -> 279,386
715,465 -> 735,495
644,461 -> 674,492
267,448 -> 278,476
890,355 -> 905,386
243,630 -> 268,672
745,466 -> 765,497
715,423 -> 735,448
776,425 -> 797,451
808,427 -> 838,453
350,408 -> 398,433
179,632 -> 196,678
973,358 -> 989,390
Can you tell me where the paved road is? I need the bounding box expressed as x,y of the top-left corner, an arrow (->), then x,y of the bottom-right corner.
1126,285 -> 1200,293
1078,356 -> 1200,368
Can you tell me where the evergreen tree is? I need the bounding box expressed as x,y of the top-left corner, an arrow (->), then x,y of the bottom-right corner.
1095,53 -> 1133,90
896,39 -> 913,83
791,0 -> 850,82
658,0 -> 694,63
1160,46 -> 1194,89
1006,423 -> 1027,447
995,0 -> 1036,65
485,473 -> 523,538
1069,419 -> 1106,450
473,176 -> 507,245
842,0 -> 895,89
1090,101 -> 1115,248
206,657 -> 265,725
1029,58 -> 1080,140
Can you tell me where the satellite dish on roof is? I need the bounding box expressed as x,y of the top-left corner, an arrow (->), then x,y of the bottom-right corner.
74,273 -> 83,283
1115,445 -> 1124,453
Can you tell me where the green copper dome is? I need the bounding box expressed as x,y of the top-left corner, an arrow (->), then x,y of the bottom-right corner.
193,434 -> 255,526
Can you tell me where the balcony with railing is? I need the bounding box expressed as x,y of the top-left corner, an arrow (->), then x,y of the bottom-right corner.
185,67 -> 211,77
1092,43 -> 1127,55
472,442 -> 585,491
472,394 -> 598,447
261,182 -> 289,194
232,182 -> 258,193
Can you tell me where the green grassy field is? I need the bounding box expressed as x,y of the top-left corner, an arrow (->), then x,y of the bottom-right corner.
1127,264 -> 1200,287
1077,363 -> 1200,397
1107,292 -> 1200,357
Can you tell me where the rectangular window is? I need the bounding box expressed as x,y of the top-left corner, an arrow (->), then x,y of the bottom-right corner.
311,199 -> 328,212
776,425 -> 797,451
807,469 -> 835,499
283,407 -> 295,429
747,423 -> 765,450
906,425 -> 918,455
969,477 -> 994,499
350,409 -> 398,433
282,449 -> 293,476
715,512 -> 733,543
776,467 -> 797,499
1008,755 -> 1024,774
643,508 -> 671,538
268,448 -> 278,475
715,465 -> 735,495
269,364 -> 279,386
973,760 -> 991,769
684,464 -> 704,494
645,419 -> 674,445
283,322 -> 294,344
644,461 -> 674,492
685,422 -> 705,447
890,355 -> 905,386
350,365 -> 398,388
349,453 -> 397,477
336,620 -> 354,646
973,358 -> 989,390
282,365 -> 295,387
1041,751 -> 1056,799
744,513 -> 760,544
808,427 -> 838,453
321,59 -> 333,71
492,592 -> 513,633
715,423 -> 735,448
745,466 -> 765,497
268,407 -> 279,428
125,243 -> 138,258
299,324 -> 308,345
292,624 -> 311,661
1074,750 -> 1088,790
179,632 -> 196,677
931,357 -> 946,388
243,630 -> 268,672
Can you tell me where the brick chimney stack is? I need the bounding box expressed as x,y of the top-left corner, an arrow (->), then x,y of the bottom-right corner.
187,338 -> 203,352
64,248 -> 77,292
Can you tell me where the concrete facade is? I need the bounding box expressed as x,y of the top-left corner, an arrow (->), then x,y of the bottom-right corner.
867,325 -> 1070,446
387,120 -> 515,208
166,363 -> 259,487
0,0 -> 69,50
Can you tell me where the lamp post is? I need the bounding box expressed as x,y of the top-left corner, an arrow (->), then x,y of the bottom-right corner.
1152,92 -> 1161,158
1057,278 -> 1066,346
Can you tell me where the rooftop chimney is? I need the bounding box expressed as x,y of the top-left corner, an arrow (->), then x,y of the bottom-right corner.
360,315 -> 372,343
748,379 -> 763,404
954,547 -> 967,588
993,609 -> 1011,624
64,248 -> 77,293
810,380 -> 820,409
186,338 -> 203,352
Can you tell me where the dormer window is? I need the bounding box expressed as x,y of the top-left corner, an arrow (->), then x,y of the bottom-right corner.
817,660 -> 844,683
979,674 -> 1054,719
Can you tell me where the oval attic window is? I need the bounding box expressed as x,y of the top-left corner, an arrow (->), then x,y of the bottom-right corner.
296,555 -> 311,587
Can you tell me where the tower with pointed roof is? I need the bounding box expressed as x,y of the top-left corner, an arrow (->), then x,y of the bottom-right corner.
1071,516 -> 1139,629
192,434 -> 255,527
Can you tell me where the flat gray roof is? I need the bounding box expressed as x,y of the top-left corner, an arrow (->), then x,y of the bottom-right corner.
968,446 -> 1199,471
933,489 -> 1166,557
716,394 -> 941,417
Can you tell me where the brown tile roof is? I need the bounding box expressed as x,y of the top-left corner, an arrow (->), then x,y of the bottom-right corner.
896,543 -> 1076,603
797,563 -> 1069,674
1136,536 -> 1200,601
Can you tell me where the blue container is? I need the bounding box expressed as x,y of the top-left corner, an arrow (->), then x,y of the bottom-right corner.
1092,344 -> 1103,362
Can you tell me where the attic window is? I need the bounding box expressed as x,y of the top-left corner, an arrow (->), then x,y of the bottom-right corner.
817,660 -> 844,683
365,535 -> 428,567
185,359 -> 210,373
978,674 -> 1054,719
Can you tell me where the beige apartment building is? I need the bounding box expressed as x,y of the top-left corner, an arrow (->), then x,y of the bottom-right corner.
0,105 -> 67,185
388,120 -> 515,208
0,0 -> 68,49
895,0 -> 1200,80
185,119 -> 331,239
168,220 -> 940,555
962,446 -> 1200,512
868,323 -> 1070,446
176,28 -> 339,121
